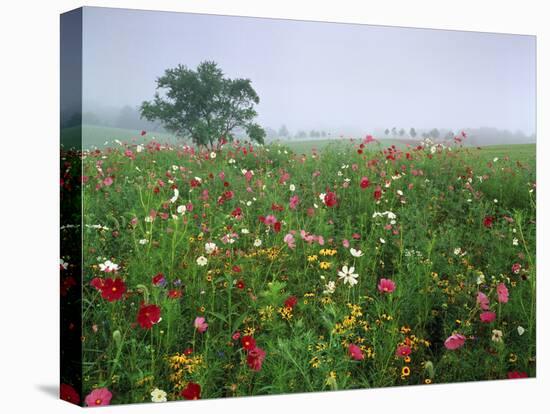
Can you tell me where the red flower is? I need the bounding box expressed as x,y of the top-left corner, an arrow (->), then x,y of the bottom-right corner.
360,177 -> 370,189
236,280 -> 245,290
137,304 -> 161,329
167,289 -> 182,299
140,130 -> 146,136
241,335 -> 257,351
152,273 -> 166,286
100,278 -> 126,302
273,222 -> 282,233
348,343 -> 364,360
284,296 -> 298,309
480,311 -> 496,323
483,216 -> 494,228
324,191 -> 337,207
395,344 -> 411,358
90,277 -> 105,291
60,383 -> 80,405
181,382 -> 201,400
507,371 -> 528,379
246,346 -> 266,371
374,186 -> 382,201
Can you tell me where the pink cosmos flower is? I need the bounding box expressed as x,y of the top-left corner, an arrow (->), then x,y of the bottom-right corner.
497,283 -> 509,303
194,316 -> 208,333
342,239 -> 350,248
85,388 -> 112,407
264,215 -> 277,226
476,292 -> 490,310
480,311 -> 497,323
289,195 -> 300,210
283,233 -> 296,249
377,278 -> 396,294
103,176 -> 114,186
444,333 -> 466,350
348,343 -> 364,360
247,346 -> 266,371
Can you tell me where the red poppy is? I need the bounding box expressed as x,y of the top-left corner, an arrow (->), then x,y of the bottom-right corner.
360,177 -> 370,189
137,304 -> 161,329
181,382 -> 201,400
100,278 -> 127,302
324,191 -> 337,207
273,222 -> 282,233
483,216 -> 494,228
60,383 -> 80,405
236,280 -> 245,290
284,296 -> 298,309
241,335 -> 256,351
374,186 -> 382,201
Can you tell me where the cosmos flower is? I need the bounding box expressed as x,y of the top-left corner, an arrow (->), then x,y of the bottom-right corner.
100,278 -> 127,302
137,304 -> 161,329
350,248 -> 363,257
60,383 -> 80,405
348,344 -> 364,360
480,311 -> 496,323
377,278 -> 396,294
151,388 -> 167,403
181,382 -> 201,400
204,242 -> 217,254
247,346 -> 266,371
444,333 -> 466,350
476,292 -> 490,310
338,266 -> 359,286
194,316 -> 209,333
497,283 -> 509,303
99,260 -> 119,273
84,388 -> 112,407
196,256 -> 208,266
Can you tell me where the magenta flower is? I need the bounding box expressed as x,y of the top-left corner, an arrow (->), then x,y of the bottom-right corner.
289,195 -> 300,210
444,333 -> 466,350
103,176 -> 114,186
348,343 -> 364,360
247,346 -> 266,371
476,291 -> 490,310
377,278 -> 396,294
480,311 -> 497,323
84,388 -> 112,407
194,316 -> 208,333
264,215 -> 277,226
497,283 -> 509,303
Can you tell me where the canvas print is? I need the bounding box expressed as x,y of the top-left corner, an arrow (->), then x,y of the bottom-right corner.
60,7 -> 536,406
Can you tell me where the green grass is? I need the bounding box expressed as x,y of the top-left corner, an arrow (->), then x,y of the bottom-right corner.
61,137 -> 536,405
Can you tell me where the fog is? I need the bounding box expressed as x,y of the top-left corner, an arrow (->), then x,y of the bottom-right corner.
79,7 -> 536,140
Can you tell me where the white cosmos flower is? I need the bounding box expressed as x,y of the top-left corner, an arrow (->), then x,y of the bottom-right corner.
512,238 -> 519,246
350,248 -> 364,257
241,228 -> 250,234
324,280 -> 336,294
176,205 -> 186,214
517,326 -> 525,336
151,388 -> 167,403
253,238 -> 262,247
491,329 -> 503,343
139,239 -> 148,245
99,260 -> 119,273
379,238 -> 386,244
196,256 -> 208,266
289,184 -> 296,192
136,144 -> 144,153
210,152 -> 216,159
169,188 -> 179,203
204,242 -> 217,254
338,266 -> 359,286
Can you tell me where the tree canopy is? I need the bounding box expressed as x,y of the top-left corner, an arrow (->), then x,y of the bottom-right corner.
140,61 -> 265,148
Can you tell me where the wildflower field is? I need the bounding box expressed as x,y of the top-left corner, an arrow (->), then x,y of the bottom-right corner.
61,135 -> 536,405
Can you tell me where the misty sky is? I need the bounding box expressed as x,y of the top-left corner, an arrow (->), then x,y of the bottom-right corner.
82,7 -> 536,135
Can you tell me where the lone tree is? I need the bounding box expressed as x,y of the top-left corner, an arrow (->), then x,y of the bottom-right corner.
140,61 -> 265,148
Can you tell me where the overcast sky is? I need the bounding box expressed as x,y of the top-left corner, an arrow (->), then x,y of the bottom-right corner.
82,7 -> 536,135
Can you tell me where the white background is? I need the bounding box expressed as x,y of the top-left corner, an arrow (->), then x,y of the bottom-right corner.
0,0 -> 547,412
